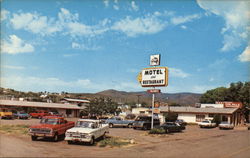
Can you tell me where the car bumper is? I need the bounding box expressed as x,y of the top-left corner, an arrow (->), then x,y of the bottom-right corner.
65,136 -> 92,142
29,132 -> 54,137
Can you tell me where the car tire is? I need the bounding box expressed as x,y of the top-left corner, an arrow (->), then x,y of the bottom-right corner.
109,123 -> 113,128
31,136 -> 37,141
142,125 -> 147,130
89,137 -> 95,145
53,133 -> 59,142
67,140 -> 73,144
165,129 -> 169,133
133,127 -> 137,130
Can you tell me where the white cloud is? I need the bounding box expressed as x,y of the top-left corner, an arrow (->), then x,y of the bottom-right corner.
197,0 -> 250,52
180,25 -> 187,29
113,0 -> 119,10
209,77 -> 214,82
71,42 -> 101,50
131,1 -> 139,11
103,0 -> 109,7
238,46 -> 250,62
171,14 -> 201,25
3,65 -> 25,70
169,68 -> 190,78
1,35 -> 34,54
1,9 -> 9,21
112,15 -> 167,37
10,12 -> 62,36
0,75 -> 141,93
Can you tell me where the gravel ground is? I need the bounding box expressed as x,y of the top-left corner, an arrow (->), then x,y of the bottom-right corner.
0,118 -> 249,158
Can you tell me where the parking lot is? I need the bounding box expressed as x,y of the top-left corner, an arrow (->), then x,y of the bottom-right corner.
0,118 -> 249,158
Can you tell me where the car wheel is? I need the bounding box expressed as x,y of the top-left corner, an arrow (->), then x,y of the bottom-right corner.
109,123 -> 113,128
31,136 -> 37,141
89,137 -> 95,145
133,127 -> 137,130
53,133 -> 59,142
142,125 -> 148,130
67,140 -> 73,144
102,132 -> 107,140
128,124 -> 132,128
165,129 -> 169,133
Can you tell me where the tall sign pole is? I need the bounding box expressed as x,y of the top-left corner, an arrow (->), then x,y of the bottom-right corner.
137,54 -> 168,129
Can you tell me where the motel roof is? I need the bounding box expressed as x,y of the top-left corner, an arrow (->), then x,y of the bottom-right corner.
0,100 -> 86,110
62,98 -> 90,103
159,106 -> 238,114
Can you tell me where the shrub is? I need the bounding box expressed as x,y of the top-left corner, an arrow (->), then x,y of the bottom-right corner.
149,128 -> 166,134
98,137 -> 130,147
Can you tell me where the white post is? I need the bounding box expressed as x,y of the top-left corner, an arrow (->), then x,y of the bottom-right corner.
151,93 -> 155,129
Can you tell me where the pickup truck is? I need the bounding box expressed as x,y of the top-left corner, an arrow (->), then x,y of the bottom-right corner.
65,119 -> 109,145
29,110 -> 49,118
198,120 -> 217,128
29,116 -> 75,141
105,116 -> 134,128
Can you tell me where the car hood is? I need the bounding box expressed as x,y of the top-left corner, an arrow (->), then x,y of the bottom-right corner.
30,124 -> 56,129
66,127 -> 99,134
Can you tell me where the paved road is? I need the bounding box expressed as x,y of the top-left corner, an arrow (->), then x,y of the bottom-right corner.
0,119 -> 249,157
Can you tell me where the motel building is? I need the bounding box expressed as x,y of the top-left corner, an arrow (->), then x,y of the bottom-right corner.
0,98 -> 90,117
150,102 -> 245,125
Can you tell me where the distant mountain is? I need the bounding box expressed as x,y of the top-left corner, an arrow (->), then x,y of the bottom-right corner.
0,87 -> 202,106
95,89 -> 202,106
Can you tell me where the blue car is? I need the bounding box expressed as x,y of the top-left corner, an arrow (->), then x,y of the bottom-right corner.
105,116 -> 134,128
13,111 -> 30,119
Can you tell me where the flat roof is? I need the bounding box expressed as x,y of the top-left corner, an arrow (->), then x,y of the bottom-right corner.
158,106 -> 238,114
0,100 -> 86,110
63,98 -> 90,103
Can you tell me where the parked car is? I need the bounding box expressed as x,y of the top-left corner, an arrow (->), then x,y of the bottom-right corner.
0,108 -> 13,119
105,116 -> 134,128
133,115 -> 160,130
198,119 -> 217,128
13,111 -> 30,119
47,111 -> 63,117
29,116 -> 75,141
156,122 -> 185,133
29,110 -> 49,119
65,119 -> 109,145
218,122 -> 234,130
175,119 -> 187,126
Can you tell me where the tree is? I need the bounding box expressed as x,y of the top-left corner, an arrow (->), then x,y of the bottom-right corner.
83,97 -> 119,116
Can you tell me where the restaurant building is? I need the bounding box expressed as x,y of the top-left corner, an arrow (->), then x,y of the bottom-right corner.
156,102 -> 245,125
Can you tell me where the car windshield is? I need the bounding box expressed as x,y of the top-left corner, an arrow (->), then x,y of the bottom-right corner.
202,120 -> 209,123
40,118 -> 58,125
135,117 -> 150,121
76,121 -> 94,128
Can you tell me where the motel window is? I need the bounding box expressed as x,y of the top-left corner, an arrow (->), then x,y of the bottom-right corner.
222,115 -> 228,122
66,109 -> 72,115
196,115 -> 205,122
208,114 -> 214,117
140,111 -> 145,114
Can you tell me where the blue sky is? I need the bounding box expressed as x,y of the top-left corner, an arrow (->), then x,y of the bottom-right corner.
1,0 -> 249,93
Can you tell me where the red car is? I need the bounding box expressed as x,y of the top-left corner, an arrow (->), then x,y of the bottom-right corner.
29,110 -> 49,119
29,116 -> 75,141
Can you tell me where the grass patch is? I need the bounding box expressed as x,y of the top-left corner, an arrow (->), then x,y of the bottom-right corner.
0,125 -> 29,135
98,136 -> 132,148
148,128 -> 166,134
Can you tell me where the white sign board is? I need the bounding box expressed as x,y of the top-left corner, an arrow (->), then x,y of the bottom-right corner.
141,67 -> 168,87
150,54 -> 160,66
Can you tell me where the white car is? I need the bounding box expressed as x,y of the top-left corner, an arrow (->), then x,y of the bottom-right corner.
198,120 -> 217,128
219,122 -> 234,130
65,119 -> 109,145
